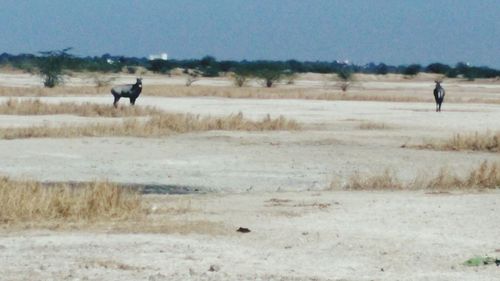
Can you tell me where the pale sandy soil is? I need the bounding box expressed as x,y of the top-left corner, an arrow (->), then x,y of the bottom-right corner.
0,72 -> 499,280
0,97 -> 499,190
1,191 -> 499,280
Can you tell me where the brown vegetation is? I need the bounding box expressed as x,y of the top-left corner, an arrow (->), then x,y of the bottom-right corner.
0,178 -> 142,223
358,121 -> 392,130
0,98 -> 161,117
0,112 -> 300,139
416,132 -> 500,152
0,85 -> 437,103
342,161 -> 500,190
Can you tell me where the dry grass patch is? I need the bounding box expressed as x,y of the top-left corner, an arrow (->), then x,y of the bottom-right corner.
0,98 -> 160,117
0,86 -> 102,97
344,169 -> 404,190
425,161 -> 500,190
0,178 -> 143,224
0,112 -> 300,139
341,161 -> 500,191
0,178 -> 226,234
416,132 -> 500,152
358,121 -> 392,130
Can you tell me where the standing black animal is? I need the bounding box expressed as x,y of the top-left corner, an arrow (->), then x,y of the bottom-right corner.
433,80 -> 445,112
110,78 -> 142,108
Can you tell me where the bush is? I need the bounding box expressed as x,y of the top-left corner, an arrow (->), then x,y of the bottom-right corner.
403,64 -> 421,76
337,67 -> 354,92
426,63 -> 451,74
37,48 -> 73,88
255,69 -> 283,88
375,63 -> 389,75
232,70 -> 251,87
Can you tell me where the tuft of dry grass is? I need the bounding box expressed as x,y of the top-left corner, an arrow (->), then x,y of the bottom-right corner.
342,161 -> 500,191
0,112 -> 300,139
416,132 -> 500,152
344,169 -> 403,190
358,121 -> 392,130
0,178 -> 143,223
425,161 -> 500,190
0,98 -> 161,117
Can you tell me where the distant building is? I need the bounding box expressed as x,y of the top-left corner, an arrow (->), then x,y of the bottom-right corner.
148,53 -> 168,61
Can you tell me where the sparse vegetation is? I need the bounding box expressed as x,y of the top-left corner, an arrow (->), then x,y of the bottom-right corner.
341,161 -> 500,190
0,99 -> 161,117
92,74 -> 117,88
358,121 -> 391,130
232,70 -> 251,87
0,178 -> 143,223
345,169 -> 403,190
0,112 -> 300,139
416,132 -> 500,152
185,70 -> 201,86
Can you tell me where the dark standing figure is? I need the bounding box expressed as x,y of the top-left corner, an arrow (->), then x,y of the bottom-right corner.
110,78 -> 142,108
433,80 -> 445,112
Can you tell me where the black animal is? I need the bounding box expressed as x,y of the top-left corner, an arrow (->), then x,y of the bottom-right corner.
433,80 -> 445,112
110,78 -> 142,108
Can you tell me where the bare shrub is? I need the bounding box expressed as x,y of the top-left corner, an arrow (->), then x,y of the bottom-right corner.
185,70 -> 201,87
416,132 -> 500,152
231,72 -> 252,87
0,112 -> 300,139
92,75 -> 117,88
0,178 -> 143,223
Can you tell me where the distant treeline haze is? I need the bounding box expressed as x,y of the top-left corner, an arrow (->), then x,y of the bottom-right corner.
1,51 -> 499,80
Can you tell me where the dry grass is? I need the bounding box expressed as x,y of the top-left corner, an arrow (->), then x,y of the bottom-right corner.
344,169 -> 403,190
358,121 -> 392,130
425,161 -> 500,189
0,98 -> 160,117
1,72 -> 499,105
0,178 -> 225,234
0,112 -> 300,139
0,85 -> 442,103
342,161 -> 500,190
0,178 -> 143,223
416,132 -> 500,152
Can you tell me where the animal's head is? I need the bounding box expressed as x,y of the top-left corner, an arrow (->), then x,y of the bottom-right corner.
136,78 -> 142,88
434,80 -> 442,87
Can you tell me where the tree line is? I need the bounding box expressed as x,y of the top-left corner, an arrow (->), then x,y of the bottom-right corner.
0,49 -> 498,88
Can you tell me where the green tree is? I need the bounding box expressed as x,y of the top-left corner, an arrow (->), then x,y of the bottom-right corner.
255,69 -> 283,87
403,64 -> 421,77
37,48 -> 73,88
337,66 -> 354,92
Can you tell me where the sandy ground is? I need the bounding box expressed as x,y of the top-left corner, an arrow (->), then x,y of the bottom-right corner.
1,191 -> 499,280
0,96 -> 499,191
0,73 -> 499,280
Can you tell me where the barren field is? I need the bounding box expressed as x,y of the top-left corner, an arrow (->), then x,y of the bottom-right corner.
0,72 -> 499,280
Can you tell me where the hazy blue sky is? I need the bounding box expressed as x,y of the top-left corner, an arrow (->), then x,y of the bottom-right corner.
1,0 -> 499,67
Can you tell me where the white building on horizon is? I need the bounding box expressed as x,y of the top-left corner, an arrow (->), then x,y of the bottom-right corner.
148,52 -> 168,61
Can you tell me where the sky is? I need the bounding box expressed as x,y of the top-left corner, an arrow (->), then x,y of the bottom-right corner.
1,0 -> 499,67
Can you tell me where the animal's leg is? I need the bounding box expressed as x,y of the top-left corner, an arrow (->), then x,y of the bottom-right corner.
130,97 -> 136,105
113,95 -> 121,108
